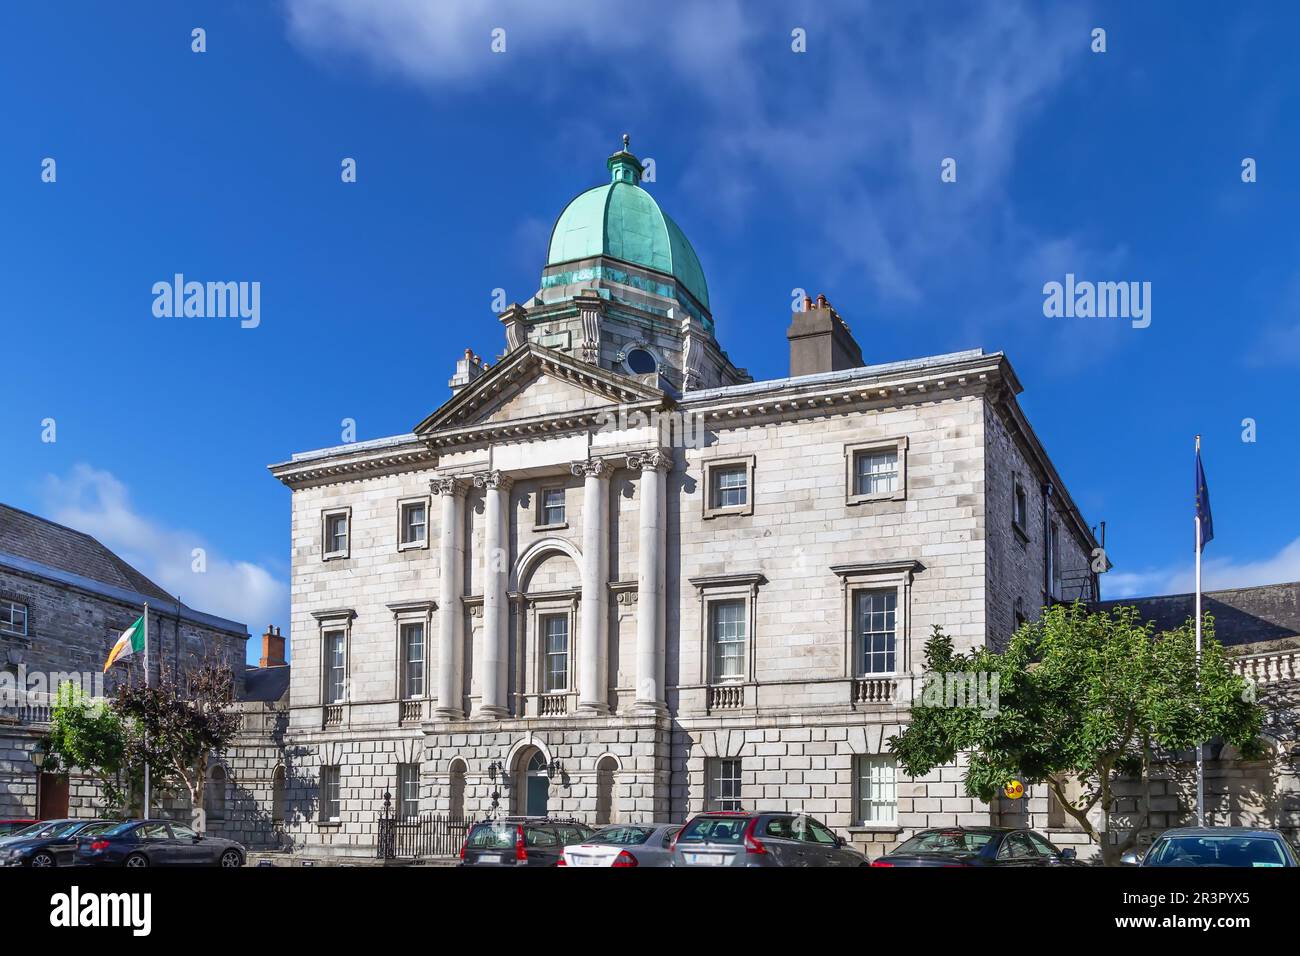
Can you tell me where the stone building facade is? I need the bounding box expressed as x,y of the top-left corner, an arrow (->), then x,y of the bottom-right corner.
266,142 -> 1102,859
0,503 -> 256,823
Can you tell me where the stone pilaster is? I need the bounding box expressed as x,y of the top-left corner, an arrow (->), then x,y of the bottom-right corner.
473,470 -> 513,718
431,476 -> 470,719
628,450 -> 672,711
571,457 -> 612,713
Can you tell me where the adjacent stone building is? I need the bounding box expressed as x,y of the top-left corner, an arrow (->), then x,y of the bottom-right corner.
266,141 -> 1103,859
0,503 -> 261,825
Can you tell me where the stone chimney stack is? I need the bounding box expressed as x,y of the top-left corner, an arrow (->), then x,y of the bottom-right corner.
786,292 -> 865,377
449,348 -> 488,394
259,625 -> 286,668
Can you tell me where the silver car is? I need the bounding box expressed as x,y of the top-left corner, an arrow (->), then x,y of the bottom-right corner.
561,823 -> 682,867
672,812 -> 866,867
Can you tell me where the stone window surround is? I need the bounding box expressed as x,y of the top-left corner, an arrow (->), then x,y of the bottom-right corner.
844,435 -> 908,506
0,595 -> 29,639
706,756 -> 743,811
523,589 -> 580,707
396,495 -> 431,552
831,560 -> 922,679
1012,474 -> 1030,543
312,608 -> 355,715
534,484 -> 569,531
701,454 -> 755,519
387,600 -> 436,702
321,506 -> 351,561
851,753 -> 899,829
690,572 -> 767,686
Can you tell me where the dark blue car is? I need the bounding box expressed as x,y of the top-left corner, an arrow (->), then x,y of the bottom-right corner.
75,819 -> 246,868
1,819 -> 117,867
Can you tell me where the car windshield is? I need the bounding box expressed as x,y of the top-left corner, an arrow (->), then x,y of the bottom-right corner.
677,817 -> 749,845
894,830 -> 995,855
19,821 -> 76,839
1146,835 -> 1290,867
466,823 -> 517,849
586,825 -> 654,846
77,822 -> 120,837
6,822 -> 51,838
96,822 -> 140,837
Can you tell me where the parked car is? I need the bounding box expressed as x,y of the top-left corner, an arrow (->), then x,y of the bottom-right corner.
559,823 -> 682,867
871,827 -> 1081,867
459,818 -> 595,867
1122,828 -> 1299,867
75,819 -> 246,868
671,811 -> 866,867
1,819 -> 117,868
0,820 -> 38,838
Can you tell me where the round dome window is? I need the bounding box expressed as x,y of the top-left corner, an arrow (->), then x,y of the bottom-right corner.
626,348 -> 657,375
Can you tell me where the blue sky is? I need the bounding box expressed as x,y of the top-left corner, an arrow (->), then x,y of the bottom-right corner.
2,1 -> 1298,664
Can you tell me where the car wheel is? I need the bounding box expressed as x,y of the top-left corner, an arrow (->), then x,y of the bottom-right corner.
30,852 -> 55,868
220,850 -> 242,868
124,853 -> 149,868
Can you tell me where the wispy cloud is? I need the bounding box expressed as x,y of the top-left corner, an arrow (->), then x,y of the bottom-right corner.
282,0 -> 1103,309
1105,536 -> 1300,599
40,465 -> 288,639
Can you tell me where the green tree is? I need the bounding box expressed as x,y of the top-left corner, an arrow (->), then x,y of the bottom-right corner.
113,657 -> 241,828
45,682 -> 137,816
889,603 -> 1264,865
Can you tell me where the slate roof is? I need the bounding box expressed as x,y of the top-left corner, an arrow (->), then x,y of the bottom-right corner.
0,503 -> 174,601
1094,582 -> 1300,649
242,665 -> 290,703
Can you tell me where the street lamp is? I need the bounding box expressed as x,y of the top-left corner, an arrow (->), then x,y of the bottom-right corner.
30,739 -> 49,818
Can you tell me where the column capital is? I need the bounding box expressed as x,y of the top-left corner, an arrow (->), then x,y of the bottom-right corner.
627,449 -> 674,473
430,476 -> 471,497
472,469 -> 514,492
570,457 -> 613,480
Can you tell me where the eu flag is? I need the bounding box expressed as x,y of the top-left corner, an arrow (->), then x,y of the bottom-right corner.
1195,447 -> 1214,547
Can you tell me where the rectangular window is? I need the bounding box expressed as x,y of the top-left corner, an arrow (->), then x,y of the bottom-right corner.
1013,481 -> 1028,534
855,590 -> 897,675
854,448 -> 899,497
324,511 -> 349,558
710,465 -> 748,510
325,631 -> 346,703
540,487 -> 566,527
708,758 -> 743,811
709,600 -> 747,681
400,501 -> 427,547
0,600 -> 28,637
320,766 -> 341,823
398,763 -> 421,820
855,755 -> 898,825
402,622 -> 424,699
542,614 -> 568,693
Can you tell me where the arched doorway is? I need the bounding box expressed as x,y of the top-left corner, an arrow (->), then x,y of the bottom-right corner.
515,748 -> 550,817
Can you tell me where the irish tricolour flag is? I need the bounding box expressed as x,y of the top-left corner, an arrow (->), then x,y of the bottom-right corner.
104,615 -> 145,672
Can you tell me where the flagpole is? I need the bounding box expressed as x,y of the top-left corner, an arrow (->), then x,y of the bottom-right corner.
1194,436 -> 1205,828
142,606 -> 150,822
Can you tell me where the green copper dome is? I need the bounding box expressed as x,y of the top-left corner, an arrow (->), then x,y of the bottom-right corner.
546,139 -> 710,311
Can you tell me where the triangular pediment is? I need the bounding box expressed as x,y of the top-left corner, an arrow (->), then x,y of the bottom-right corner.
413,343 -> 664,439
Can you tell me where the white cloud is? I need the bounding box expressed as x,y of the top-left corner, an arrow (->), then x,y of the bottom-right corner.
282,0 -> 1101,308
1104,536 -> 1300,599
40,465 -> 288,637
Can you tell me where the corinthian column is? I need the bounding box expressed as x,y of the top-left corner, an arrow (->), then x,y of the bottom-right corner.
473,470 -> 512,718
571,457 -> 612,713
431,476 -> 469,719
628,450 -> 672,712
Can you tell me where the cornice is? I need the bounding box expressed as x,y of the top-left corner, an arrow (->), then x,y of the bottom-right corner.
268,441 -> 436,490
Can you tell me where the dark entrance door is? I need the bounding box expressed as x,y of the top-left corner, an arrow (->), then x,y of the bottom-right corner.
524,752 -> 549,816
38,773 -> 69,818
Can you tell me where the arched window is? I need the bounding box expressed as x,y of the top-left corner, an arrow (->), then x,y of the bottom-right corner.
595,756 -> 618,825
271,766 -> 286,824
448,760 -> 467,819
207,765 -> 227,821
